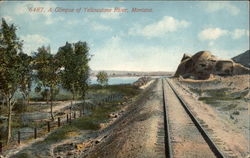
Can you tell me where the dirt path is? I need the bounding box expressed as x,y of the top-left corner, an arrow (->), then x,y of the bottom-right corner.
164,79 -> 215,158
82,79 -> 163,158
3,133 -> 49,158
43,100 -> 81,113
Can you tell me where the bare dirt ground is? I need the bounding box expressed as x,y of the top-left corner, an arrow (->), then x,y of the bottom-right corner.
42,100 -> 80,113
169,75 -> 249,158
163,79 -> 216,158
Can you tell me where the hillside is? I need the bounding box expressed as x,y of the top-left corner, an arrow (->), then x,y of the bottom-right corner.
232,50 -> 250,68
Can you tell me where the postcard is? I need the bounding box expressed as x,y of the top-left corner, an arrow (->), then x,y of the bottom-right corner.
0,1 -> 249,158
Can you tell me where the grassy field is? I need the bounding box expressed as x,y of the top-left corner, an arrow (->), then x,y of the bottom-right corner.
44,103 -> 119,143
0,84 -> 140,148
189,87 -> 249,111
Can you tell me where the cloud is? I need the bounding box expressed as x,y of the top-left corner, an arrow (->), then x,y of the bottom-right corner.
45,16 -> 64,25
100,12 -> 121,20
21,34 -> 50,54
202,2 -> 240,15
208,41 -> 214,46
66,19 -> 80,25
90,22 -> 112,31
128,16 -> 190,38
198,28 -> 249,41
231,29 -> 249,39
90,36 -> 191,71
2,16 -> 13,22
209,47 -> 248,59
198,28 -> 228,40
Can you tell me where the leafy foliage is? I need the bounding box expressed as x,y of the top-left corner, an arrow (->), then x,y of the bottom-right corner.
19,52 -> 33,106
0,18 -> 92,143
56,41 -> 90,100
33,46 -> 60,120
96,71 -> 108,86
0,18 -> 24,144
0,18 -> 23,97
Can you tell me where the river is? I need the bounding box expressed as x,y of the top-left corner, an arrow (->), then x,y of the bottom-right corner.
89,76 -> 139,85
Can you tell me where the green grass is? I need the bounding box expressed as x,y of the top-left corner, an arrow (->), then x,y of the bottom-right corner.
198,97 -> 239,111
14,152 -> 32,158
196,88 -> 249,111
1,84 -> 140,145
199,96 -> 234,102
205,88 -> 230,97
190,87 -> 230,97
44,102 -> 122,144
44,125 -> 79,143
219,104 -> 238,111
198,89 -> 249,102
89,84 -> 140,97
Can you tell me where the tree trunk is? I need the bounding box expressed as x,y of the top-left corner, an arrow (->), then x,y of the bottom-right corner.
27,93 -> 30,106
2,97 -> 5,107
22,93 -> 29,112
72,92 -> 75,106
70,92 -> 75,116
22,94 -> 27,108
50,88 -> 54,121
6,97 -> 12,145
72,85 -> 75,106
46,94 -> 49,105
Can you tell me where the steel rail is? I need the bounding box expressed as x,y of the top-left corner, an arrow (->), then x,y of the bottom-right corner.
166,79 -> 225,158
162,79 -> 173,158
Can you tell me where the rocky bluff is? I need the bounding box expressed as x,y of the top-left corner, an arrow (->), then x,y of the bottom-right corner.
175,51 -> 250,80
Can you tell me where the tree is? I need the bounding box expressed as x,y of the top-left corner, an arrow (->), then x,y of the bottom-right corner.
19,52 -> 32,107
56,41 -> 91,104
96,71 -> 108,86
33,46 -> 60,120
0,18 -> 23,144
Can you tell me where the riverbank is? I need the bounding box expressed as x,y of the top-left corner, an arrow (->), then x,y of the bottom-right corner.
1,84 -> 141,158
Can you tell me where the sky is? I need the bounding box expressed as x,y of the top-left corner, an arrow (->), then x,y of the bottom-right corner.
0,1 -> 249,71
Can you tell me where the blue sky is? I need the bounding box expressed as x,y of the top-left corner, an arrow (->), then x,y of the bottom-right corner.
0,1 -> 249,71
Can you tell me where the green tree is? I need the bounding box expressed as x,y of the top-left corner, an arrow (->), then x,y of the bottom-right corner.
0,18 -> 23,144
96,71 -> 108,86
56,41 -> 90,103
33,46 -> 60,120
19,52 -> 33,107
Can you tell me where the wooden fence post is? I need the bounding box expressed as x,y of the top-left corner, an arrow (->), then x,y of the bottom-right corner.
34,128 -> 37,139
58,117 -> 61,127
47,121 -> 50,132
70,107 -> 72,116
0,141 -> 2,153
79,109 -> 82,117
67,114 -> 69,123
18,131 -> 21,144
69,113 -> 72,124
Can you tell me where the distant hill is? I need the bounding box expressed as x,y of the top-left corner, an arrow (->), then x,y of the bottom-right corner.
232,50 -> 250,68
90,70 -> 173,77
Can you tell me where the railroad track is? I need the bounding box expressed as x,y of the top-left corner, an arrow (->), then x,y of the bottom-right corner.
161,78 -> 226,158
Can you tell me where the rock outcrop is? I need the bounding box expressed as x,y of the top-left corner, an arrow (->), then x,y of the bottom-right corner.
133,77 -> 151,87
232,50 -> 250,68
175,51 -> 250,80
